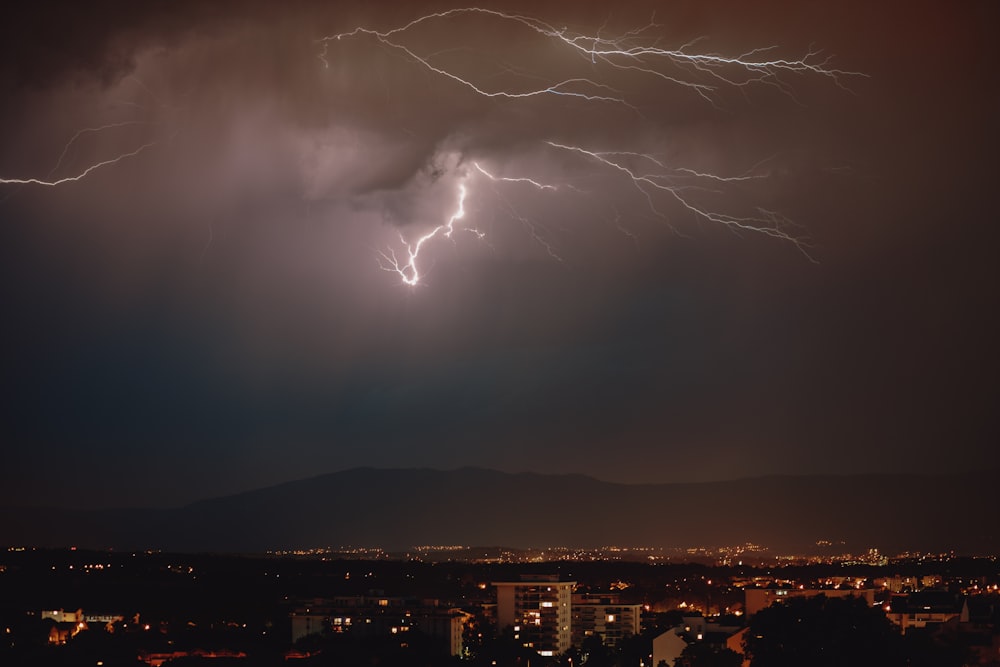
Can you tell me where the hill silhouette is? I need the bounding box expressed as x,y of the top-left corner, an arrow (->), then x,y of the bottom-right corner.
0,467 -> 993,554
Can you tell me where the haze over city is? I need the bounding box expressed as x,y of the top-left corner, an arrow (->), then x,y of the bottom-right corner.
2,0 -> 996,515
3,3 -> 999,667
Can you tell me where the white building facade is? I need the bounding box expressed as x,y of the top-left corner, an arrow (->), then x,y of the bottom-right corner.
494,575 -> 575,656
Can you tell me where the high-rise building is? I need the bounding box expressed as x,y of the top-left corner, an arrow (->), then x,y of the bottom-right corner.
494,575 -> 575,656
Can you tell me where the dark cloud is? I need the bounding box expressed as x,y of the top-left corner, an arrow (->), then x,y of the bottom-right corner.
1,0 -> 997,508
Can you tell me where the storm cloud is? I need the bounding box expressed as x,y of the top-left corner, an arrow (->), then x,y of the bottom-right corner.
1,0 -> 997,508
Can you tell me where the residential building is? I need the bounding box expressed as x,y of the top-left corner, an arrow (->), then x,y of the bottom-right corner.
572,597 -> 642,647
494,575 -> 574,656
652,628 -> 687,667
884,591 -> 969,635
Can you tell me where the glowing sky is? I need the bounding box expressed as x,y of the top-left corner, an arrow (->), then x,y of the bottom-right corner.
1,0 -> 997,508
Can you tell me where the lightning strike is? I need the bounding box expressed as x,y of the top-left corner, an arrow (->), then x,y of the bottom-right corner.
378,182 -> 473,286
1,140 -> 160,188
321,8 -> 863,108
546,141 -> 812,259
379,157 -> 581,286
472,163 -> 558,191
46,120 -> 152,179
473,162 -> 565,262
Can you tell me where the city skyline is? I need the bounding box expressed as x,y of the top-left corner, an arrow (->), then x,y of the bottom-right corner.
1,0 -> 997,510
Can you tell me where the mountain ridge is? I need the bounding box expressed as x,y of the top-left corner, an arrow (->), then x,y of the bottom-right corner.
0,467 -> 993,554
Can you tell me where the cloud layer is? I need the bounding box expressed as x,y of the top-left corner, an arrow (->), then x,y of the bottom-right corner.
2,0 -> 997,507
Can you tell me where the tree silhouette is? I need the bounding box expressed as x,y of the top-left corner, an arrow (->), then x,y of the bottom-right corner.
744,595 -> 901,667
675,642 -> 743,667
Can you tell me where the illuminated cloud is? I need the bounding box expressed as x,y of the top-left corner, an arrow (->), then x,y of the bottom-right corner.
0,1 -> 996,507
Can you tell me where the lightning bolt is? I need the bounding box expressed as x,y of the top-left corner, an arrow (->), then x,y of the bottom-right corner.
1,139 -> 160,187
321,8 -> 863,107
545,141 -> 812,258
378,161 -> 577,286
472,163 -> 566,262
46,120 -> 152,179
472,163 -> 558,191
3,82 -> 166,191
378,181 -> 475,286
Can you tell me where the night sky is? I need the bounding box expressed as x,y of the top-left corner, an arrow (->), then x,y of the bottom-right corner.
1,0 -> 997,509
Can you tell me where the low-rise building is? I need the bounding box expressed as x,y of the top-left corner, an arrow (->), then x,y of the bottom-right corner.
652,628 -> 687,667
289,595 -> 471,656
884,591 -> 969,635
572,599 -> 642,647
